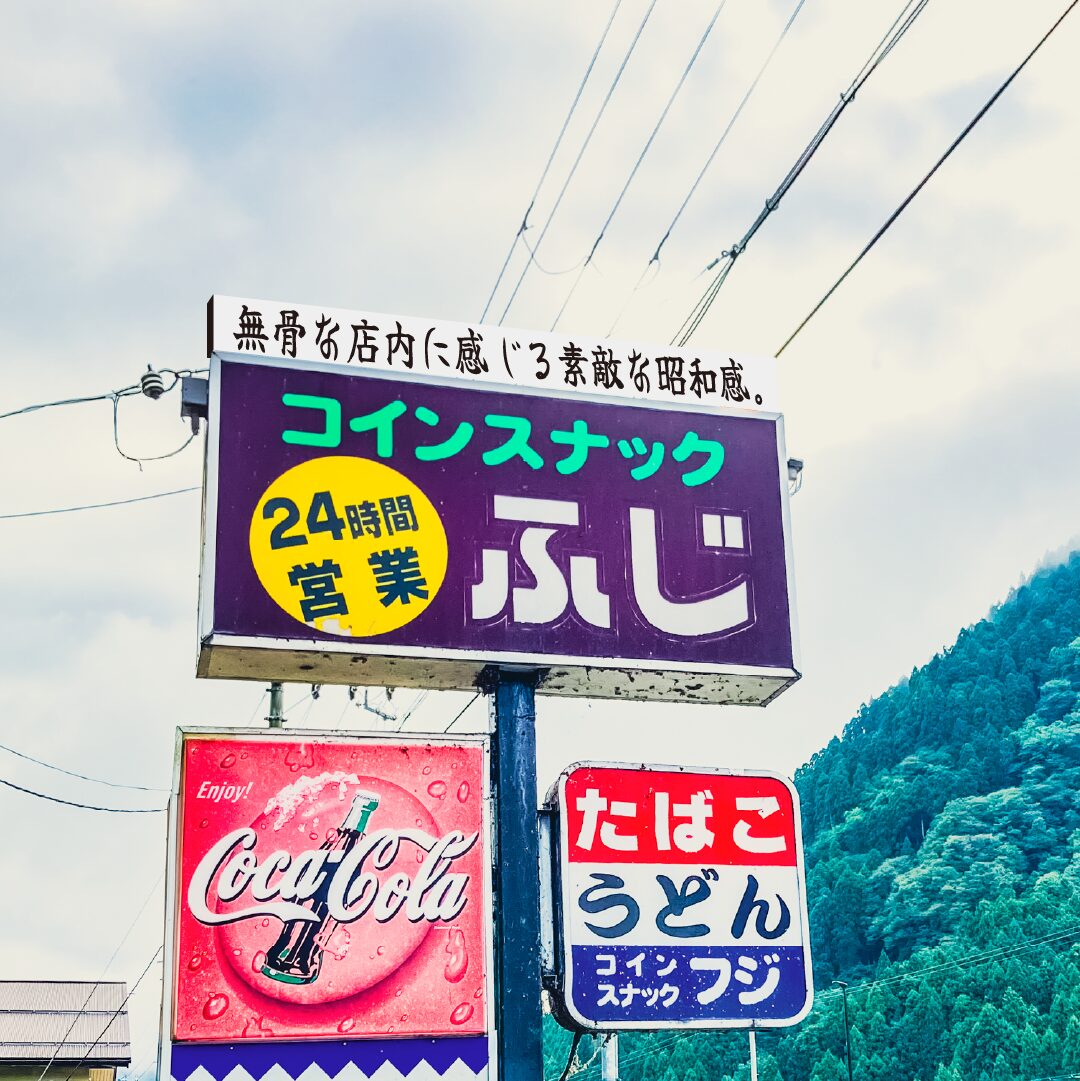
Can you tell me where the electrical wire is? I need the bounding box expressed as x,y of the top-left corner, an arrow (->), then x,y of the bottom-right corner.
36,873 -> 165,1081
775,0 -> 1080,356
0,387 -> 139,422
0,487 -> 200,520
549,0 -> 731,331
0,739 -> 169,792
480,0 -> 625,320
610,919 -> 1080,1075
555,1031 -> 583,1081
394,689 -> 431,732
112,394 -> 197,469
673,0 -> 932,346
608,0 -> 809,335
497,0 -> 660,326
0,775 -> 165,813
247,689 -> 269,726
444,691 -> 482,733
59,946 -> 164,1081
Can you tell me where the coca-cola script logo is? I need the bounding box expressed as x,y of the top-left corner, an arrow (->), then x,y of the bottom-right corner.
174,737 -> 487,1041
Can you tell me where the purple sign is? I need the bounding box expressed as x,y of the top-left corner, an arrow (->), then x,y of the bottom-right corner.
198,354 -> 799,703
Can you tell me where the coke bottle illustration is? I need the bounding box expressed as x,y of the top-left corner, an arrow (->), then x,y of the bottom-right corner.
261,790 -> 380,985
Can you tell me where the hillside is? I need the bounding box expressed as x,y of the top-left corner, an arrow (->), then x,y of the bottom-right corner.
543,551 -> 1080,1080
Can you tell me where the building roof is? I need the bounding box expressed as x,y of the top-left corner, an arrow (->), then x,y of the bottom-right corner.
0,982 -> 131,1066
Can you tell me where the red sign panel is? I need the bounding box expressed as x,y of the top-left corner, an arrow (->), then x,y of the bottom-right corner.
169,731 -> 490,1043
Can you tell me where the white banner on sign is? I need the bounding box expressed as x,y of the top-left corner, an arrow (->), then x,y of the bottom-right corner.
209,295 -> 780,414
565,864 -> 804,948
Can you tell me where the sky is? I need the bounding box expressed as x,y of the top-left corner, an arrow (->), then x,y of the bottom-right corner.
1,0 -> 1079,1075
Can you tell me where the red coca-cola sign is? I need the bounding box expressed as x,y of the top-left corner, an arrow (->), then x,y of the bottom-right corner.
169,731 -> 490,1042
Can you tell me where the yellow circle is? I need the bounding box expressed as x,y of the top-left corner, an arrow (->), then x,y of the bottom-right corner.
249,456 -> 448,638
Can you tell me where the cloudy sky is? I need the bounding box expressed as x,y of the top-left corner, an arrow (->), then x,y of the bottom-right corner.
1,0 -> 1078,1075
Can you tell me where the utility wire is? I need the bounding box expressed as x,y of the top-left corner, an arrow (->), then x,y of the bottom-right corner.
497,0 -> 659,326
36,874 -> 164,1081
775,0 -> 1080,356
673,0 -> 931,346
0,740 -> 169,793
608,0 -> 809,335
612,919 -> 1080,1074
480,0 -> 625,320
0,487 -> 199,520
444,691 -> 482,733
0,775 -> 165,813
59,946 -> 164,1081
550,0 -> 731,331
0,388 -> 139,422
394,689 -> 431,732
112,395 -> 197,469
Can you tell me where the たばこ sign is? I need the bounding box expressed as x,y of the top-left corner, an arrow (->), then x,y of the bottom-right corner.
552,762 -> 812,1030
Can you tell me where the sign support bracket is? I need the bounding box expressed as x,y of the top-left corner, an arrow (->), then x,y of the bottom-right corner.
488,666 -> 544,1081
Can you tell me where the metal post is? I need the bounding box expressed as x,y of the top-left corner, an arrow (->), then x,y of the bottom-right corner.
832,980 -> 853,1081
491,668 -> 543,1081
749,1030 -> 758,1081
267,682 -> 284,728
601,1034 -> 619,1080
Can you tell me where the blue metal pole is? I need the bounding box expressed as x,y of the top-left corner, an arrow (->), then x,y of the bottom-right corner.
491,668 -> 544,1081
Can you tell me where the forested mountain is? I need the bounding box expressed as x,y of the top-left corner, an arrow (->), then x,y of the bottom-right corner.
543,551 -> 1080,1080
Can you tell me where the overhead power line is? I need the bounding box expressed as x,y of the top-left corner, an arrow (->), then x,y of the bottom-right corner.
775,0 -> 1080,356
673,0 -> 932,346
36,874 -> 164,1081
0,775 -> 165,814
497,0 -> 660,326
549,0 -> 731,331
59,946 -> 164,1081
608,0 -> 809,334
0,740 -> 169,792
1,389 -> 137,423
0,487 -> 199,521
479,0 -> 626,320
612,918 -> 1080,1074
444,691 -> 483,733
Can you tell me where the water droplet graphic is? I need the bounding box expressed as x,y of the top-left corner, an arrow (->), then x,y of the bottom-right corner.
450,1002 -> 474,1025
187,954 -> 202,972
444,929 -> 469,983
422,766 -> 432,775
456,781 -> 470,803
240,752 -> 249,760
203,993 -> 229,1021
395,989 -> 404,998
474,985 -> 484,999
337,1018 -> 355,1034
232,948 -> 241,957
309,832 -> 319,840
199,819 -> 209,830
242,1015 -> 273,1038
252,951 -> 266,973
427,780 -> 447,799
220,753 -> 236,769
400,1013 -> 409,1022
261,918 -> 270,927
377,945 -> 385,956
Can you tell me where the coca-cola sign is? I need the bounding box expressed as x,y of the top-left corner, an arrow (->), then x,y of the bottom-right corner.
169,731 -> 490,1043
